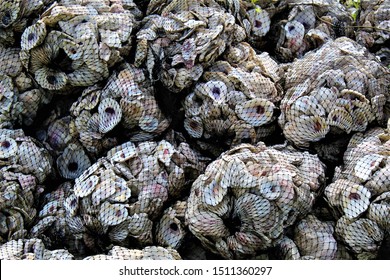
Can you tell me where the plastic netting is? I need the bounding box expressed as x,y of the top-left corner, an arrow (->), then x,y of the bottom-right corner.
1,0 -> 390,260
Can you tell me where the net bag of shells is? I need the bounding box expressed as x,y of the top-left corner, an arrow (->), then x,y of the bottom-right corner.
84,245 -> 182,260
355,0 -> 390,55
29,139 -> 207,257
0,0 -> 55,46
266,0 -> 355,62
279,37 -> 390,159
134,0 -> 247,92
185,142 -> 326,259
275,214 -> 341,260
0,238 -> 74,260
324,122 -> 390,259
0,129 -> 53,244
183,42 -> 283,154
0,44 -> 52,128
20,0 -> 141,92
34,62 -> 171,181
355,0 -> 390,69
69,63 -> 170,148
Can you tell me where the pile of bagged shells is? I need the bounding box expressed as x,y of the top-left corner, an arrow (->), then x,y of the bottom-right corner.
1,0 -> 390,260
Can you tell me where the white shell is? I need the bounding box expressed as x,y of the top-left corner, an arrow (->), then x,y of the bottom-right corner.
341,184 -> 371,219
184,117 -> 203,138
108,142 -> 137,163
235,98 -> 275,127
98,98 -> 122,133
0,137 -> 17,159
92,179 -> 117,206
99,202 -> 128,227
155,140 -> 175,167
74,175 -> 99,198
353,154 -> 385,182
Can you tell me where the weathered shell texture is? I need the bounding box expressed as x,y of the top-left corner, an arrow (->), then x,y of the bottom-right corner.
0,45 -> 51,128
324,123 -> 390,259
84,245 -> 182,260
2,0 -> 390,262
135,0 -> 246,92
33,139 -> 207,257
0,129 -> 53,244
0,0 -> 55,46
155,200 -> 187,249
0,238 -> 74,260
356,0 -> 390,49
279,37 -> 390,148
20,0 -> 141,92
70,63 -> 170,151
274,0 -> 354,62
185,142 -> 326,259
183,42 -> 282,151
275,215 -> 338,260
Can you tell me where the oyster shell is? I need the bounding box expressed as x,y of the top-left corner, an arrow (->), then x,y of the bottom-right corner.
155,201 -> 187,249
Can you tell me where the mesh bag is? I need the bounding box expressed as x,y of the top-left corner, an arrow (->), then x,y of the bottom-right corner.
0,46 -> 52,128
0,0 -> 55,46
134,0 -> 246,92
36,63 -> 170,179
279,37 -> 390,159
185,142 -> 326,259
29,138 -> 207,258
0,129 -> 53,244
0,238 -> 74,260
271,0 -> 355,62
356,0 -> 390,50
84,245 -> 182,260
20,0 -> 141,93
183,42 -> 283,154
324,122 -> 390,259
71,63 -> 170,145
